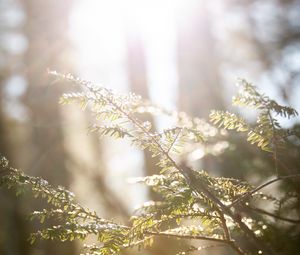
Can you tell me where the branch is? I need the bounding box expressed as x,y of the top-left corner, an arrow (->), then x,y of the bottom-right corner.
146,231 -> 230,244
230,174 -> 300,208
177,244 -> 228,255
217,209 -> 231,240
55,74 -> 274,255
166,128 -> 182,154
249,206 -> 300,224
180,164 -> 275,255
267,110 -> 279,175
216,209 -> 247,255
146,231 -> 246,255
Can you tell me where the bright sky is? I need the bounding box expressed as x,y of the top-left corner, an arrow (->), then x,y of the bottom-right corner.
69,0 -> 187,208
69,0 -> 184,107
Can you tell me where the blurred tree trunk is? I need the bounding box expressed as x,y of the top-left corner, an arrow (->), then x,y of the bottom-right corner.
126,34 -> 160,200
0,1 -> 30,254
0,77 -> 30,255
176,2 -> 225,182
177,2 -> 224,118
20,0 -> 75,254
61,106 -> 131,220
126,32 -> 184,255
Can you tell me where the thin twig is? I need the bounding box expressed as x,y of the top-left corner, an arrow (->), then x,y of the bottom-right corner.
166,128 -> 182,154
97,86 -> 274,255
178,244 -> 228,254
216,209 -> 246,255
267,110 -> 279,175
62,74 -> 275,255
147,231 -> 246,255
249,206 -> 300,224
146,231 -> 231,244
230,174 -> 300,208
217,209 -> 231,240
179,164 -> 274,255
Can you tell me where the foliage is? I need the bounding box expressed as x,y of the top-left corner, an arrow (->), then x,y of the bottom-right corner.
1,74 -> 300,255
210,79 -> 298,153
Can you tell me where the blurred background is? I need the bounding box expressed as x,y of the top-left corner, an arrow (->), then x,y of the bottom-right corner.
0,0 -> 300,254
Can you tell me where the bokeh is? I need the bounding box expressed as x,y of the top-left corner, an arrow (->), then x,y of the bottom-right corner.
1,0 -> 300,254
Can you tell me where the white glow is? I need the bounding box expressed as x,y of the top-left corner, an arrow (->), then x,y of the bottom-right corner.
68,0 -> 190,107
68,0 -> 194,208
69,0 -> 127,89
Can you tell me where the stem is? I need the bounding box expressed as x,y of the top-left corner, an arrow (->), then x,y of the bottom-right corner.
217,209 -> 231,240
230,242 -> 247,255
147,231 -> 246,255
267,110 -> 279,175
180,164 -> 275,255
249,206 -> 300,224
84,82 -> 274,255
166,128 -> 182,154
230,174 -> 300,208
146,231 -> 232,244
217,209 -> 246,255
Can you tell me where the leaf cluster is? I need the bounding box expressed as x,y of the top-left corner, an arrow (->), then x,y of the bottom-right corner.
210,79 -> 298,152
1,74 -> 300,255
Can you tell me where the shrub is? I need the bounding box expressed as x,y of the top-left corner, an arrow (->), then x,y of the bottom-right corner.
1,73 -> 300,255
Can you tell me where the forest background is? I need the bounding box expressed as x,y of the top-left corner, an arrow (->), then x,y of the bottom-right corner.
1,0 -> 300,254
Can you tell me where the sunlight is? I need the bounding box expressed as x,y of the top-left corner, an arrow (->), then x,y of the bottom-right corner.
69,0 -> 192,94
68,0 -> 197,112
68,0 -> 195,208
69,0 -> 127,88
70,0 -> 192,47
